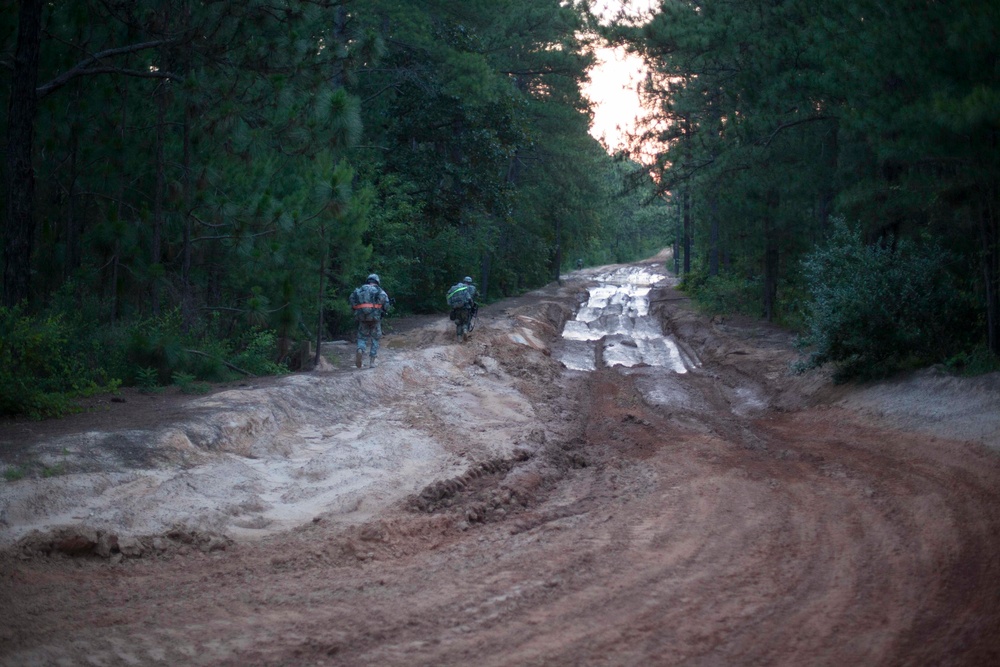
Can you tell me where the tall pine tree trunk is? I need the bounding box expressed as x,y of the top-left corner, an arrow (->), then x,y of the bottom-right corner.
314,231 -> 327,369
708,194 -> 720,277
152,80 -> 167,317
479,252 -> 490,300
181,106 -> 193,330
980,189 -> 1000,355
110,78 -> 130,322
672,195 -> 681,275
817,120 -> 839,233
763,189 -> 780,322
682,187 -> 692,275
65,109 -> 81,281
553,217 -> 563,286
179,0 -> 194,330
2,0 -> 42,307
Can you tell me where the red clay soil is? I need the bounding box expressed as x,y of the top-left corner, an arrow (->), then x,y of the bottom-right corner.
1,265 -> 999,667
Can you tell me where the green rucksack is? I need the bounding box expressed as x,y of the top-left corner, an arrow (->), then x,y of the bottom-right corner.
351,284 -> 382,321
447,283 -> 472,308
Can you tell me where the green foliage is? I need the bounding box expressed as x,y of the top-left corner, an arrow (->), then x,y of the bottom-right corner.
0,301 -> 291,417
125,310 -> 287,384
136,367 -> 161,393
944,346 -> 1000,377
229,329 -> 289,377
616,0 -> 1000,357
352,0 -> 638,307
0,306 -> 111,418
41,463 -> 66,478
171,371 -> 211,395
3,467 -> 26,482
683,272 -> 763,319
2,0 -> 664,414
126,313 -> 185,386
796,222 -> 978,381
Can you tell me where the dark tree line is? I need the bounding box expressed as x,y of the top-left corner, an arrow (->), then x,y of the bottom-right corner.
1,0 -> 670,414
612,0 -> 1000,362
1,0 -> 664,319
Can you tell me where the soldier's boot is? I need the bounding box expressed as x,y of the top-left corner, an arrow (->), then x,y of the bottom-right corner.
369,355 -> 377,368
356,348 -> 363,368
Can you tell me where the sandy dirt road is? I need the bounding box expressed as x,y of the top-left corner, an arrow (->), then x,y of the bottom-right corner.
1,255 -> 999,666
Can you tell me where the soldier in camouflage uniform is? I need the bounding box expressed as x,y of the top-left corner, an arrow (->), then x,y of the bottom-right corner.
349,274 -> 391,368
447,276 -> 477,342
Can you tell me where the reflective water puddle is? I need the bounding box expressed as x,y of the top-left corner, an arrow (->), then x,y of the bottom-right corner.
559,265 -> 697,373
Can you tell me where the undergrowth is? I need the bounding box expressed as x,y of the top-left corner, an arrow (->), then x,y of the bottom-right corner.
0,306 -> 289,419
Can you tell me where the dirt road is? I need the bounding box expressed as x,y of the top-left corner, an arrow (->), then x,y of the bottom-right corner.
2,256 -> 999,666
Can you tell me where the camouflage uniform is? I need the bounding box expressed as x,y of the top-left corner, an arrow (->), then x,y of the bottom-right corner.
448,277 -> 477,341
349,274 -> 391,367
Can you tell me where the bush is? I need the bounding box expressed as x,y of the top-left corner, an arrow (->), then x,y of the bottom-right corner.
684,271 -> 763,318
172,371 -> 212,395
0,303 -> 293,419
229,328 -> 289,376
0,306 -> 115,418
796,220 -> 978,381
125,311 -> 187,386
944,345 -> 1000,376
125,311 -> 287,384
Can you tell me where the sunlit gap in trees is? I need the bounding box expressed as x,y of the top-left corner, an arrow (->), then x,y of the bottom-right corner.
585,0 -> 663,163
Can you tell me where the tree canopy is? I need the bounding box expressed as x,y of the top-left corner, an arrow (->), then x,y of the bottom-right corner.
610,0 -> 1000,372
5,0 -> 996,414
1,0 -> 666,415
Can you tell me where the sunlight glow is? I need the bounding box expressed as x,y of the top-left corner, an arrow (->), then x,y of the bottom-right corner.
585,45 -> 650,154
584,1 -> 659,156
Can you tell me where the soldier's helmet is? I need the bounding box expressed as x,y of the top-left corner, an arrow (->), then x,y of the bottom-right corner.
463,276 -> 473,284
367,274 -> 380,285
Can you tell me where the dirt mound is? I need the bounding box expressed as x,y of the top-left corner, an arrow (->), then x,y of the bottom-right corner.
1,258 -> 998,667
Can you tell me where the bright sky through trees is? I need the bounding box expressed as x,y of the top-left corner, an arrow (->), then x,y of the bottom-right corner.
585,0 -> 658,154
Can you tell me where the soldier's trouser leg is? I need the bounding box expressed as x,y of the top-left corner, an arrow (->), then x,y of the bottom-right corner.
356,321 -> 370,355
455,309 -> 470,339
355,322 -> 368,368
369,320 -> 383,360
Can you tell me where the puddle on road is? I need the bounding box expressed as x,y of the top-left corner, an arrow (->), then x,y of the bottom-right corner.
559,265 -> 696,373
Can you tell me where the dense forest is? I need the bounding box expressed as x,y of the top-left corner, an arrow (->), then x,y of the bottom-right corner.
0,0 -> 668,416
609,0 -> 999,379
2,0 -> 998,417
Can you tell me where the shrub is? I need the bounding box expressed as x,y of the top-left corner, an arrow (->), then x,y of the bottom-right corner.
684,271 -> 763,319
229,328 -> 289,376
0,306 -> 109,418
0,301 -> 291,418
126,312 -> 186,386
172,371 -> 212,395
944,345 -> 1000,376
796,220 -> 978,381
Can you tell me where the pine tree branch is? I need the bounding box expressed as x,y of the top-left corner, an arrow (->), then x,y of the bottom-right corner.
756,115 -> 833,148
36,38 -> 183,100
183,348 -> 254,377
191,229 -> 277,243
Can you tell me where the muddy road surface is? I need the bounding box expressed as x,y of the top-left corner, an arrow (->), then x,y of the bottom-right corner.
2,254 -> 1000,666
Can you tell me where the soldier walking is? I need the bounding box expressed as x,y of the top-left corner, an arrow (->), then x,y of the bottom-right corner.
349,274 -> 391,367
447,276 -> 478,342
